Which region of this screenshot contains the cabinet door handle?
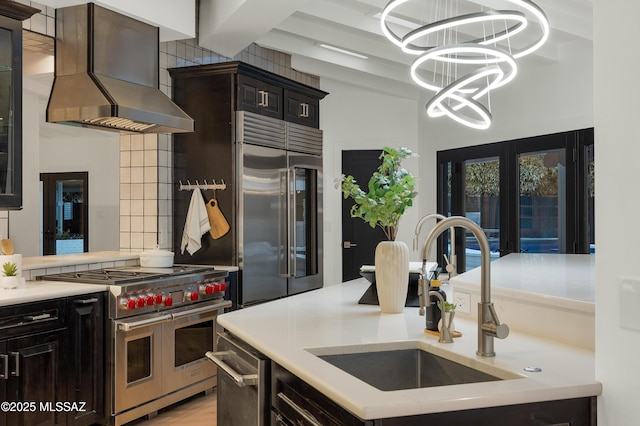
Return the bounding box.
[276,392,323,426]
[24,313,51,321]
[0,354,8,379]
[299,103,309,118]
[258,90,269,107]
[10,352,19,377]
[74,298,98,304]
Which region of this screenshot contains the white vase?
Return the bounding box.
[375,240,409,314]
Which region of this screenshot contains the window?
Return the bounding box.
[437,128,594,273]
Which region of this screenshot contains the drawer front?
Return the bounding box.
[0,298,67,339]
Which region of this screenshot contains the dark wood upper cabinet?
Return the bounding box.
[170,61,327,128]
[0,2,39,209]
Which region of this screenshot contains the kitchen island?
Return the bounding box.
[217,277,601,422]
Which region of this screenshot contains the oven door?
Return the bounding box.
[113,312,172,414]
[162,299,232,395]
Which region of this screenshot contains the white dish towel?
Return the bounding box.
[181,189,211,255]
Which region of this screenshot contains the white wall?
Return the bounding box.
[594,1,640,425]
[319,78,420,286]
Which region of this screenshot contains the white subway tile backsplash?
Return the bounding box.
[144,183,158,200]
[144,150,158,166]
[130,183,144,200]
[120,183,131,200]
[120,150,131,167]
[120,167,131,184]
[144,134,158,150]
[130,167,144,182]
[130,233,144,249]
[144,200,157,216]
[130,200,144,216]
[144,216,157,233]
[120,232,131,249]
[131,215,144,231]
[120,199,131,216]
[131,150,144,167]
[131,135,144,151]
[144,167,158,183]
[120,215,131,232]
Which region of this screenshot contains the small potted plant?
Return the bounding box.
[0,262,20,289]
[438,300,458,333]
[339,146,418,313]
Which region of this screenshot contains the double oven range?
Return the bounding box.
[41,265,231,426]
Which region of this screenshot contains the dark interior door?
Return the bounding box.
[41,172,88,255]
[342,150,386,282]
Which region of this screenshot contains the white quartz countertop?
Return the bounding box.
[218,278,601,420]
[451,253,595,312]
[0,281,108,306]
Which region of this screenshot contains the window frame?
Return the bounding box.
[436,128,594,273]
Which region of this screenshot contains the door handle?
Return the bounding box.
[343,241,358,249]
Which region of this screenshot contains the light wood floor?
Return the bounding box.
[123,390,217,426]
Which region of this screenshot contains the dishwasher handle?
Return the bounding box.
[205,350,258,387]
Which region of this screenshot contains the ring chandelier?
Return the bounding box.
[380,0,549,129]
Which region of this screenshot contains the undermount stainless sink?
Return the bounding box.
[308,342,522,391]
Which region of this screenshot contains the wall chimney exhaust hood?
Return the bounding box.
[46,3,194,134]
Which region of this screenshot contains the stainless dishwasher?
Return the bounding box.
[206,332,270,425]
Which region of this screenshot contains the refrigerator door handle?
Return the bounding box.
[279,168,291,278]
[289,167,297,279]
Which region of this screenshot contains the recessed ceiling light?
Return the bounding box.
[318,44,368,59]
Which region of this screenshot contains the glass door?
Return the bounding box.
[292,167,318,278]
[41,172,88,255]
[463,156,501,270]
[518,149,566,253]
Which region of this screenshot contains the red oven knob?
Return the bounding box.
[205,285,214,295]
[146,295,155,306]
[155,294,164,305]
[212,283,220,293]
[136,297,146,308]
[189,292,199,301]
[126,299,136,310]
[220,282,227,292]
[164,296,173,307]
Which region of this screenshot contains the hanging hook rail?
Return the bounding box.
[178,179,227,191]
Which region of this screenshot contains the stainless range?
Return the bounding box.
[40,265,231,426]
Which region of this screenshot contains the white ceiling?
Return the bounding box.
[199,0,593,98]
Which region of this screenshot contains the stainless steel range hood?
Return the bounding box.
[46,3,194,134]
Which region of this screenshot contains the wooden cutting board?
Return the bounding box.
[206,199,230,239]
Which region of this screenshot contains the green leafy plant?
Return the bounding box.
[339,147,417,241]
[438,301,458,312]
[2,262,18,277]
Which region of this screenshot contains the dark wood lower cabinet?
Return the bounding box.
[66,293,105,426]
[0,294,106,426]
[272,362,596,426]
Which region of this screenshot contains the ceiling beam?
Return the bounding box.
[198,0,311,57]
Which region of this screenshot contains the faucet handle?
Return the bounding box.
[481,304,510,339]
[482,322,510,339]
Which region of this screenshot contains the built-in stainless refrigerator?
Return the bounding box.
[237,111,323,307]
